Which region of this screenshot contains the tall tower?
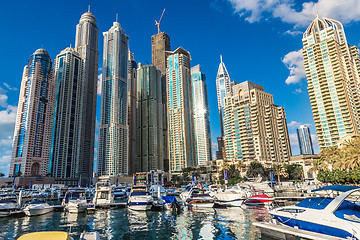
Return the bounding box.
[136,64,164,172]
[151,32,170,171]
[216,55,232,137]
[74,10,99,184]
[51,47,83,185]
[128,51,137,175]
[9,49,54,177]
[303,16,360,148]
[167,47,195,173]
[191,65,212,166]
[223,81,291,167]
[98,21,129,176]
[297,125,314,155]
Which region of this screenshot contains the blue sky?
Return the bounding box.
[1,0,360,175]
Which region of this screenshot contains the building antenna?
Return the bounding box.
[155,8,166,34]
[116,13,118,22]
[41,44,44,49]
[220,54,223,63]
[88,4,91,12]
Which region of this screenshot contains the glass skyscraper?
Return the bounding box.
[303,16,360,148]
[297,125,314,155]
[136,64,164,172]
[216,55,232,137]
[9,49,54,177]
[75,10,99,184]
[51,47,83,185]
[128,51,137,175]
[167,47,195,173]
[191,65,212,166]
[98,21,129,176]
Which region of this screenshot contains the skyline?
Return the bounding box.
[3,0,360,174]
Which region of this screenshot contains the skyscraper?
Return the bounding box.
[223,81,291,166]
[98,21,129,176]
[136,64,164,172]
[297,125,314,155]
[51,47,83,185]
[303,16,360,148]
[167,47,195,173]
[9,49,54,177]
[151,32,170,171]
[191,65,212,166]
[74,10,99,184]
[216,55,232,137]
[128,51,137,175]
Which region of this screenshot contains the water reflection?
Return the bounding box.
[0,206,277,240]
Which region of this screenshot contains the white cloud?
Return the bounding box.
[311,133,320,151]
[3,83,17,91]
[97,73,102,96]
[228,0,360,27]
[289,133,299,149]
[294,88,302,94]
[0,94,8,108]
[282,49,306,85]
[284,30,302,36]
[288,120,311,129]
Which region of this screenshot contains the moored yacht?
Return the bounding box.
[211,187,247,207]
[23,200,53,216]
[92,182,114,207]
[269,185,360,239]
[112,186,128,201]
[128,186,153,211]
[62,189,87,214]
[0,199,20,217]
[183,187,215,208]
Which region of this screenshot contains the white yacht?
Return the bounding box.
[92,182,114,207]
[128,186,153,211]
[149,185,166,199]
[112,186,128,201]
[0,199,20,217]
[182,187,215,208]
[62,190,87,214]
[211,186,247,207]
[270,185,360,239]
[23,200,53,216]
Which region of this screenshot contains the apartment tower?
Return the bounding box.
[297,125,314,155]
[302,16,360,148]
[74,10,99,184]
[166,47,195,173]
[191,65,212,166]
[223,81,291,167]
[128,51,137,175]
[51,47,83,185]
[9,49,54,177]
[136,64,164,172]
[98,21,129,176]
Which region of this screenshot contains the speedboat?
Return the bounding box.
[149,185,166,198]
[270,185,360,239]
[244,190,274,206]
[128,185,153,211]
[23,200,53,216]
[211,187,247,207]
[0,199,20,217]
[184,187,215,208]
[161,196,181,213]
[62,190,87,214]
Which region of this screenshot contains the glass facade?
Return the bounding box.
[9,49,54,177]
[98,22,129,176]
[297,125,314,155]
[191,65,212,166]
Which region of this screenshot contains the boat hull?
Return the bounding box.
[128,202,152,211]
[24,205,53,216]
[272,215,356,240]
[66,203,87,214]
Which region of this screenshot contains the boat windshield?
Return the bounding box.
[296,197,334,210]
[334,192,360,223]
[130,192,150,196]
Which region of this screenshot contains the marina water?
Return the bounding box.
[0,206,277,239]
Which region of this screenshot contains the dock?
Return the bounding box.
[253,222,346,240]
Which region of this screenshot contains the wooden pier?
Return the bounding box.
[253,222,346,240]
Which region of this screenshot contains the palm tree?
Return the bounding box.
[246,161,267,179]
[342,136,360,170]
[272,164,288,184]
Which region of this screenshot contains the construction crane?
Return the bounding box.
[155,8,166,34]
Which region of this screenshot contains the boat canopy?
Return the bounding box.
[17,231,72,240]
[312,185,360,193]
[162,196,177,203]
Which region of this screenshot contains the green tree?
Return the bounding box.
[272,164,288,183]
[246,161,267,180]
[0,173,5,177]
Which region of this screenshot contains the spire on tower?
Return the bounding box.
[88,5,90,12]
[116,13,118,22]
[220,54,223,63]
